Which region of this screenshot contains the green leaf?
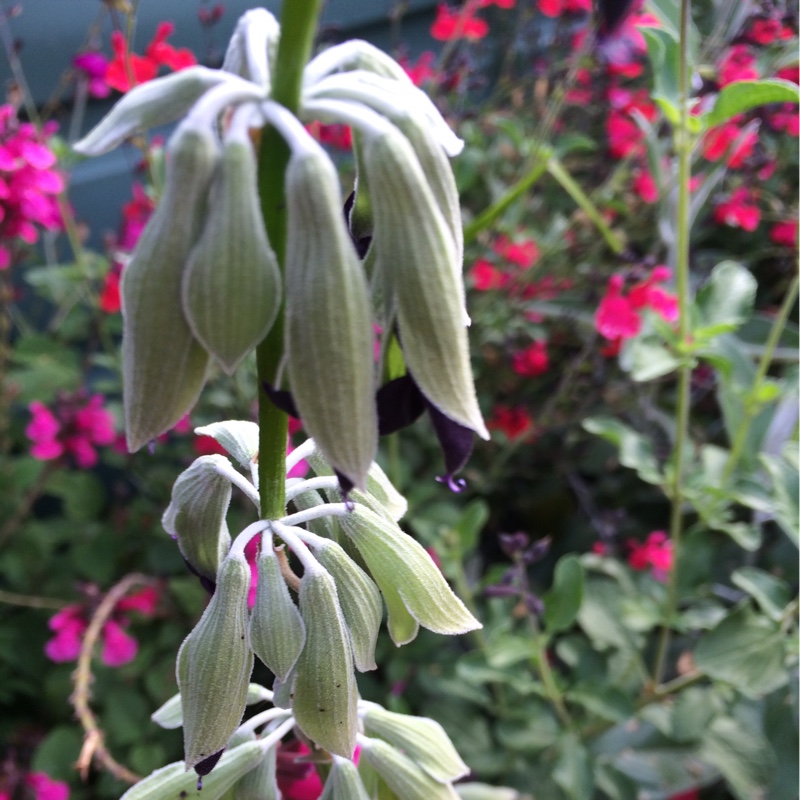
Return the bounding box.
[694,261,756,337]
[495,709,560,752]
[761,449,799,547]
[694,605,788,698]
[45,471,106,522]
[620,334,680,382]
[699,716,775,800]
[543,555,585,633]
[582,418,662,485]
[577,579,639,653]
[554,734,593,800]
[567,683,634,723]
[640,27,681,108]
[731,567,790,622]
[705,79,800,129]
[453,499,489,555]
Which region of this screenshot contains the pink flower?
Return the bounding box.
[511,340,549,377]
[605,97,657,159]
[538,0,591,18]
[44,605,86,662]
[0,107,64,263]
[717,44,759,87]
[627,531,672,581]
[769,219,798,248]
[746,17,794,46]
[712,187,760,231]
[101,620,139,667]
[768,105,799,137]
[430,4,489,41]
[306,121,352,150]
[27,394,116,468]
[26,772,70,800]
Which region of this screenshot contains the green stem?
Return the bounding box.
[720,273,799,487]
[546,157,624,255]
[463,155,550,244]
[652,0,692,687]
[527,612,574,728]
[255,0,322,521]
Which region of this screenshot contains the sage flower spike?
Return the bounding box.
[221,8,280,90]
[73,67,253,156]
[259,101,377,489]
[182,104,282,374]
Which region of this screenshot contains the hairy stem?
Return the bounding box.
[256,0,322,521]
[652,0,692,687]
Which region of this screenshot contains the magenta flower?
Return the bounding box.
[511,340,549,378]
[0,106,64,267]
[73,51,112,98]
[26,772,70,800]
[26,393,116,468]
[712,186,760,231]
[45,586,159,667]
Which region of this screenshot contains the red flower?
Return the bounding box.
[105,22,197,93]
[494,234,539,269]
[538,0,591,18]
[511,340,549,377]
[487,405,535,441]
[717,44,759,87]
[626,531,672,581]
[631,165,658,203]
[99,268,121,313]
[769,219,798,248]
[747,17,794,45]
[768,105,799,137]
[306,121,352,150]
[605,95,657,159]
[431,4,489,41]
[193,434,229,457]
[701,119,758,168]
[595,267,677,348]
[712,187,760,231]
[470,258,510,291]
[400,50,438,86]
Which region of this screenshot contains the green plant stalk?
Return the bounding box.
[652,0,692,687]
[256,0,322,521]
[526,612,573,728]
[720,272,799,487]
[463,156,549,244]
[546,157,624,255]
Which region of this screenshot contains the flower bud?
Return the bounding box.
[250,536,306,682]
[320,755,370,800]
[360,737,459,800]
[222,9,280,90]
[119,741,266,800]
[361,706,468,783]
[182,107,281,375]
[73,67,244,156]
[151,683,272,731]
[339,505,481,639]
[363,127,487,440]
[120,120,217,451]
[284,144,377,490]
[233,741,280,800]
[194,420,260,471]
[177,550,254,771]
[162,455,234,585]
[310,538,382,672]
[292,568,358,758]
